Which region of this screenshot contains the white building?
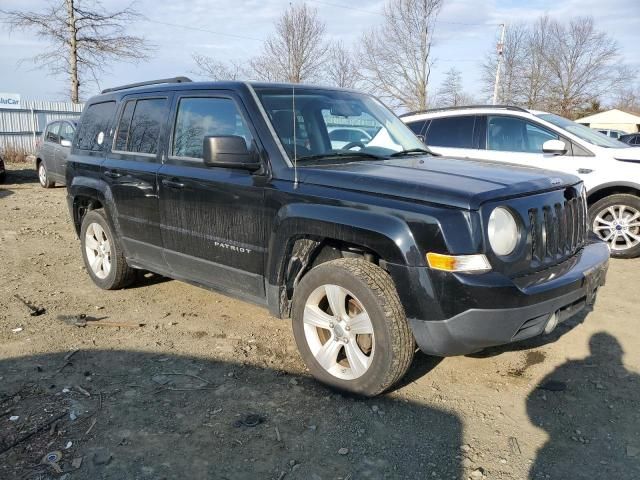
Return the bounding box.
[576,109,640,134]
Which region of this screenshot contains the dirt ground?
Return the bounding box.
[1,162,639,480]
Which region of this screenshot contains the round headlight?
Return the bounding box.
[488,207,519,256]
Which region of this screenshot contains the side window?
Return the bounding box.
[172,97,253,159]
[487,116,558,153]
[406,120,427,136]
[123,98,166,154]
[75,101,117,151]
[114,101,136,151]
[525,122,558,152]
[59,123,75,142]
[46,123,60,143]
[425,116,475,148]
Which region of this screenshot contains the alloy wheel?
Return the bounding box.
[303,284,375,380]
[85,222,112,279]
[593,204,640,252]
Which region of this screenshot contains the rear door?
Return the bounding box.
[158,91,268,302]
[103,93,170,271]
[423,115,479,158]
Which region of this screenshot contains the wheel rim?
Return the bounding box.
[303,284,375,380]
[593,204,640,252]
[38,164,46,185]
[85,222,112,279]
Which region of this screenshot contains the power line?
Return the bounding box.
[308,0,502,26]
[144,18,263,42]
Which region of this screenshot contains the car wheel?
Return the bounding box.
[80,209,136,289]
[0,171,5,184]
[291,258,414,396]
[38,162,54,188]
[589,194,640,259]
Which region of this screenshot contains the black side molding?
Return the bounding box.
[101,77,192,94]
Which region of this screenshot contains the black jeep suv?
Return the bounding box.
[66,77,609,396]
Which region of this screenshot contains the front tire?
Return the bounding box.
[80,209,136,289]
[38,162,54,188]
[291,258,414,396]
[589,194,640,258]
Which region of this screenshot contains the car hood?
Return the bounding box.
[612,147,640,162]
[297,156,581,210]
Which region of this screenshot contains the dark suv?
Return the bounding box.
[66,78,609,396]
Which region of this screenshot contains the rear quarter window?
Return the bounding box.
[74,101,117,151]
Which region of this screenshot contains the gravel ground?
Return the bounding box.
[1,163,639,480]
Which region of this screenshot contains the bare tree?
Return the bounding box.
[435,68,473,107]
[545,17,629,117]
[326,41,360,89]
[192,54,248,81]
[481,16,629,118]
[250,3,328,83]
[611,83,640,114]
[2,0,152,103]
[480,23,530,105]
[359,0,443,111]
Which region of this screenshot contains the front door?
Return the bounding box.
[102,94,171,271]
[158,92,268,302]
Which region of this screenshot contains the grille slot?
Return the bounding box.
[528,194,587,265]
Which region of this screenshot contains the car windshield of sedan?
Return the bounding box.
[254,86,427,164]
[536,112,630,149]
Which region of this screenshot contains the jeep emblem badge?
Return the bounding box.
[550,178,562,186]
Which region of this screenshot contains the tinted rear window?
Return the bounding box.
[75,101,116,151]
[425,116,475,148]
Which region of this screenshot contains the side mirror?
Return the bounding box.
[202,136,260,170]
[542,139,567,155]
[60,139,72,148]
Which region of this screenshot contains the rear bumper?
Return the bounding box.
[392,240,609,356]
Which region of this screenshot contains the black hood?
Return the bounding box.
[297,155,581,210]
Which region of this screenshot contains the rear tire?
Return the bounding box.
[291,258,414,396]
[80,209,136,289]
[589,194,640,259]
[38,162,54,188]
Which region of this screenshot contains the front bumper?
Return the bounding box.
[389,240,609,356]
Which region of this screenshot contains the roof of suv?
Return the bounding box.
[400,105,548,122]
[94,76,359,101]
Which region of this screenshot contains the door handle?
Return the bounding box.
[161,179,185,189]
[104,170,122,179]
[577,168,593,174]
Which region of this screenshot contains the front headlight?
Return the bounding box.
[488,207,519,256]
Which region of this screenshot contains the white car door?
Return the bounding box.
[422,115,482,159]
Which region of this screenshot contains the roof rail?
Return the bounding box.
[101,76,192,94]
[399,104,529,118]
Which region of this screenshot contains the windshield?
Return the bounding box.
[254,86,427,164]
[535,112,630,149]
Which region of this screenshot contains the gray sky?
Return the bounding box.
[1,0,638,102]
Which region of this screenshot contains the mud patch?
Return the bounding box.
[508,351,546,377]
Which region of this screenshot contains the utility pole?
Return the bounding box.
[492,23,506,105]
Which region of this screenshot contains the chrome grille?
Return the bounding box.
[529,193,587,265]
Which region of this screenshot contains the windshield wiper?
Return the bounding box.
[297,151,387,162]
[389,147,439,157]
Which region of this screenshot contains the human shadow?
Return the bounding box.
[1,350,463,480]
[528,333,640,479]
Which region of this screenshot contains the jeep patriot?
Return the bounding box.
[66,77,609,396]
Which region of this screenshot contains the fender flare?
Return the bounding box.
[586,181,640,202]
[266,203,423,287]
[68,177,120,236]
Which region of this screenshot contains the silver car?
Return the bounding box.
[35,120,76,188]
